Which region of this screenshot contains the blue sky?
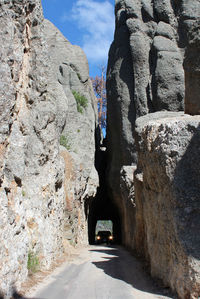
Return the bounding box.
[41,0,115,77]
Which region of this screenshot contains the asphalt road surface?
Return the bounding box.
[28,245,173,299]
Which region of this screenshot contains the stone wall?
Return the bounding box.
[0,0,98,297]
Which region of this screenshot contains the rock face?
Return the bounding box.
[106,0,186,242]
[184,19,200,114]
[106,0,200,297]
[134,112,200,298]
[0,0,98,296]
[43,19,99,246]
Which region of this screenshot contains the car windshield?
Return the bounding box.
[97,231,111,237]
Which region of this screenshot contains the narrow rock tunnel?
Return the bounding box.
[88,195,122,245]
[87,138,122,245]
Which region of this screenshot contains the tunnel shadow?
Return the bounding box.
[90,246,174,298]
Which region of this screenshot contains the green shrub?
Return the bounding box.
[60,135,71,150]
[27,251,39,274]
[72,90,88,113]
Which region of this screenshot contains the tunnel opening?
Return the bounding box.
[95,220,113,244]
[88,200,122,245]
[88,138,122,245]
[96,220,113,235]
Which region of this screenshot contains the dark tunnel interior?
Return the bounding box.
[88,197,122,244]
[87,138,122,244]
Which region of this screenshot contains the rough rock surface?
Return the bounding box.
[119,166,136,249]
[106,0,200,297]
[106,0,187,240]
[0,0,98,297]
[43,19,99,246]
[106,0,200,246]
[134,112,200,298]
[184,19,200,114]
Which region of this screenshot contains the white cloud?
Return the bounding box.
[70,0,115,63]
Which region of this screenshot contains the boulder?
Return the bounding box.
[134,112,200,298]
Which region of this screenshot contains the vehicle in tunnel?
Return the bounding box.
[96,230,114,244]
[88,208,122,244]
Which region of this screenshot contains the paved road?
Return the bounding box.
[28,245,173,299]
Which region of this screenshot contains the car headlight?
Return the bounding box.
[109,236,113,240]
[97,236,101,240]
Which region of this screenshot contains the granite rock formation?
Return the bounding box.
[135,112,200,298]
[106,0,186,241]
[0,0,98,297]
[184,19,200,115]
[106,0,200,297]
[43,19,99,247]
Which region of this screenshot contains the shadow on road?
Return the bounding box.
[0,288,38,299]
[90,246,174,298]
